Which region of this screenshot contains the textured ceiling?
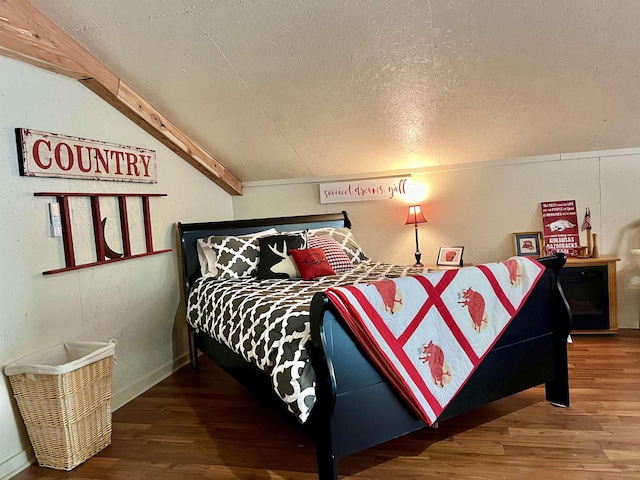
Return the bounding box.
[26,0,640,183]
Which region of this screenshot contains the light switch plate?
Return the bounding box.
[49,202,62,237]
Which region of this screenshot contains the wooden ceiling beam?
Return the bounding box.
[0,0,242,195]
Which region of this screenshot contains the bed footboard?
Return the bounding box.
[307,253,570,480]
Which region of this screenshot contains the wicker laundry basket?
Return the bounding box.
[4,341,116,470]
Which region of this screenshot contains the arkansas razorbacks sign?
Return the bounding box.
[16,128,157,183]
[540,199,579,257]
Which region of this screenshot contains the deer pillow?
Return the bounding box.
[257,234,307,279]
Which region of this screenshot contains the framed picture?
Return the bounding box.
[437,246,464,267]
[513,231,543,257]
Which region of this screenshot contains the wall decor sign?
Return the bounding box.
[16,128,157,183]
[319,176,410,204]
[540,199,579,257]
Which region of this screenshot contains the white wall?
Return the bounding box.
[0,56,233,478]
[234,153,640,330]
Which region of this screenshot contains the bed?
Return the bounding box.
[177,211,570,479]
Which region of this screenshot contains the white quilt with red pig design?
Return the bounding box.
[324,256,545,426]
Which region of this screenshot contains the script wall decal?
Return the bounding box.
[319,176,410,204]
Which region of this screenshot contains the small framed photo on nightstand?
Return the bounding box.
[437,246,464,267]
[513,231,542,257]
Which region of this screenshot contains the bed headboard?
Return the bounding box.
[177,211,351,300]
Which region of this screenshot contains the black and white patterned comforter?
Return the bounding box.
[186,262,423,423]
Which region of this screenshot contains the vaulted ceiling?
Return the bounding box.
[21,1,640,185]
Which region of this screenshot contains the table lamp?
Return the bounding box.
[405,205,427,267]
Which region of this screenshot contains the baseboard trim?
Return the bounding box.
[0,450,34,480]
[112,353,190,410]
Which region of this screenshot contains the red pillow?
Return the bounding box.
[290,248,336,280]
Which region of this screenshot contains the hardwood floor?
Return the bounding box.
[12,331,640,479]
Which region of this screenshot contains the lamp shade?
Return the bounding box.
[405,205,427,225]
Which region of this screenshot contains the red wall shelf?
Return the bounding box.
[35,192,171,275]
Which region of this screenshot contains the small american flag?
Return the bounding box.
[581,207,592,231]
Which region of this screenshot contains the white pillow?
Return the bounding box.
[197,238,218,277]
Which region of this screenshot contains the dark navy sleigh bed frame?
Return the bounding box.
[177,211,571,480]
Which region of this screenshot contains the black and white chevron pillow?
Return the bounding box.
[198,228,277,279]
